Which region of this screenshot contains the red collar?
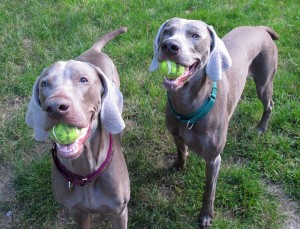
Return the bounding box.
[51,134,113,187]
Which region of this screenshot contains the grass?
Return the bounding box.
[0,0,299,228]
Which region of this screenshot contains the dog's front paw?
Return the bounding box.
[168,159,186,171]
[198,213,213,228]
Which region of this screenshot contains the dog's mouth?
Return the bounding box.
[55,126,90,160]
[163,62,199,90]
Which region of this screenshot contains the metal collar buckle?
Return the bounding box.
[187,120,194,130]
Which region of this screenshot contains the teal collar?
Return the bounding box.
[167,82,217,129]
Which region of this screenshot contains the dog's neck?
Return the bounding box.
[167,68,212,115]
[59,121,111,176]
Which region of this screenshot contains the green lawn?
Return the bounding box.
[0,0,299,228]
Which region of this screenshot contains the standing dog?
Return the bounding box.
[26,28,130,228]
[149,18,278,227]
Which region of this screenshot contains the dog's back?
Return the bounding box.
[223,26,278,76]
[222,26,278,127]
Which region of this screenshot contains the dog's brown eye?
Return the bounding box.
[79,77,88,83]
[41,81,49,87]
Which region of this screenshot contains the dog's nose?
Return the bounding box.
[43,97,71,118]
[161,40,180,55]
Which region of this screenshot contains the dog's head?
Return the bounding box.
[26,60,124,159]
[149,18,232,90]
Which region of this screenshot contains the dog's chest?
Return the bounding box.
[170,123,209,150]
[54,181,123,213]
[52,167,127,214]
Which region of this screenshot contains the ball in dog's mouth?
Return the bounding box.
[55,126,90,159]
[163,62,199,90]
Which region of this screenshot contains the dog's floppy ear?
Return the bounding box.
[206,25,232,81]
[149,20,170,72]
[95,67,125,134]
[25,70,49,141]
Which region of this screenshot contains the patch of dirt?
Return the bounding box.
[0,165,19,229]
[0,97,25,228]
[0,96,27,122]
[266,181,300,229]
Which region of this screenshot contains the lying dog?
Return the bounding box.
[149,18,278,227]
[26,27,130,228]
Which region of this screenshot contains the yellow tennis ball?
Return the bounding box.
[49,124,81,145]
[159,61,185,78]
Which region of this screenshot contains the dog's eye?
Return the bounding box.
[41,81,49,87]
[163,30,170,35]
[79,77,88,83]
[192,34,200,39]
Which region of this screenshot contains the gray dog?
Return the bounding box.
[149,18,278,227]
[26,28,130,228]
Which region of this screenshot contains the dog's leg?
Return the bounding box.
[110,205,128,229]
[251,55,277,134]
[199,155,221,228]
[257,94,274,134]
[256,80,274,134]
[253,71,275,134]
[170,136,189,170]
[70,209,90,229]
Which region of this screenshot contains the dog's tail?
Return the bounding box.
[91,27,128,51]
[259,26,279,40]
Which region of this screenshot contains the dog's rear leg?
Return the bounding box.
[70,209,90,229]
[199,155,221,228]
[257,91,274,134]
[170,136,189,170]
[251,54,277,134]
[111,205,128,229]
